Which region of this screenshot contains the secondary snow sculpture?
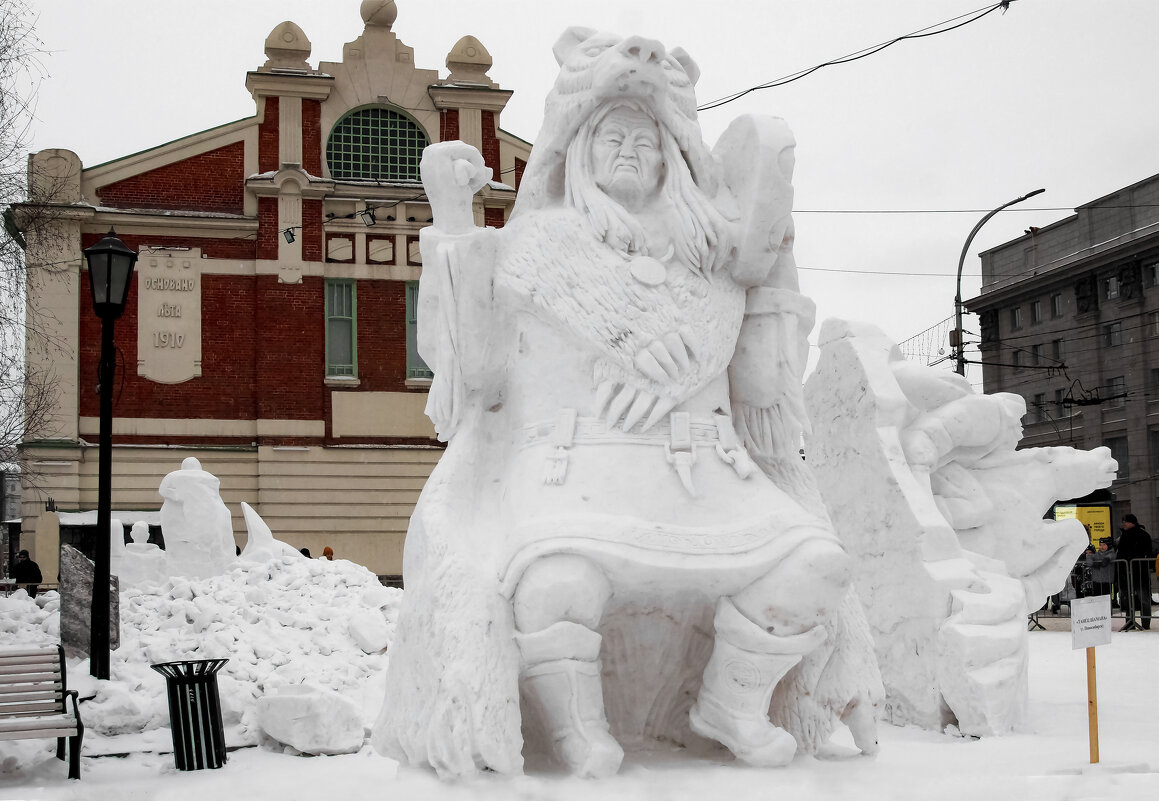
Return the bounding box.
[375,28,881,778]
[239,502,303,563]
[111,520,167,588]
[158,457,237,579]
[804,320,1116,736]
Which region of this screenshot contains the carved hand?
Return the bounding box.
[420,141,493,235]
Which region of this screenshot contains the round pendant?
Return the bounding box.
[629,256,667,286]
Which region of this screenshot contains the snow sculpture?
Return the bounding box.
[239,502,303,563]
[158,457,237,579]
[111,520,167,588]
[375,28,881,778]
[804,320,1116,736]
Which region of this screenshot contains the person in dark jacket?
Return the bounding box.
[1085,538,1116,598]
[1116,514,1153,631]
[10,550,42,598]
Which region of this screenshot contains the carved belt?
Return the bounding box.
[519,410,757,495]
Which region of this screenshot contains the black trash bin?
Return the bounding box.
[151,659,229,770]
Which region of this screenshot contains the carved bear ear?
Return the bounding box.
[670,47,700,85]
[553,26,598,65]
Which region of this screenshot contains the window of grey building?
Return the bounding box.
[1151,367,1159,394]
[1105,436,1128,480]
[1150,428,1159,474]
[1032,392,1046,423]
[1031,344,1043,365]
[1050,292,1064,317]
[1104,275,1120,300]
[1106,375,1126,408]
[1030,299,1042,323]
[1010,306,1022,330]
[1054,389,1070,418]
[1052,338,1065,363]
[1149,311,1159,337]
[1103,321,1122,347]
[1145,260,1159,288]
[1011,350,1023,371]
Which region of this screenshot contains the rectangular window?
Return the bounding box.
[1106,376,1126,408]
[1103,321,1122,347]
[1150,428,1159,475]
[1051,338,1065,364]
[1030,300,1043,323]
[325,279,357,377]
[1009,306,1023,330]
[1149,311,1159,337]
[1032,392,1046,423]
[1146,261,1159,288]
[1104,436,1128,480]
[1054,389,1070,418]
[1031,344,1043,366]
[1104,275,1120,300]
[1151,368,1159,393]
[1050,292,1064,318]
[1011,350,1023,371]
[405,281,434,380]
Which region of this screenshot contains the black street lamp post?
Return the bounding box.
[954,188,1046,376]
[82,230,138,680]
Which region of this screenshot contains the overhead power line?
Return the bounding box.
[698,1,1018,112]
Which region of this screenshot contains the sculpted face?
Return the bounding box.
[591,106,664,209]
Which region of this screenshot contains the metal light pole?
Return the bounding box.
[954,187,1046,375]
[82,230,138,679]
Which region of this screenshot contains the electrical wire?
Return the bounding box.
[698,1,1016,112]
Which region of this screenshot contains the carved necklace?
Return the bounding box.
[627,243,675,287]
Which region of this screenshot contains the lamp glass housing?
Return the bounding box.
[83,230,138,319]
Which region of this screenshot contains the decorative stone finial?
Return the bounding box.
[361,0,398,28]
[263,21,312,70]
[445,35,495,87]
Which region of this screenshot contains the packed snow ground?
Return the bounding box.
[1,557,1157,801]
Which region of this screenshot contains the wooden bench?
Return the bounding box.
[0,645,84,779]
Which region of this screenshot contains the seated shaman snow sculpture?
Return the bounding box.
[375,28,881,778]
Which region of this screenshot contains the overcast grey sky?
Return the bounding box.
[25,0,1159,384]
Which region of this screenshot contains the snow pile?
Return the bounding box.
[0,556,401,749]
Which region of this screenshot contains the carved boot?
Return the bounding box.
[689,597,826,767]
[516,621,624,778]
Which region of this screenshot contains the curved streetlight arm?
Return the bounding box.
[954,187,1046,375]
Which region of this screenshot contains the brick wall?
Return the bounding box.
[481,110,501,178]
[440,109,459,143]
[354,280,410,392]
[484,207,506,228]
[514,157,525,190]
[255,276,325,421]
[257,198,278,260]
[97,143,245,215]
[259,97,279,173]
[303,99,321,175]
[302,199,323,262]
[78,272,258,423]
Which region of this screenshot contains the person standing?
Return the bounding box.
[1086,538,1116,598]
[11,550,42,598]
[1116,514,1153,631]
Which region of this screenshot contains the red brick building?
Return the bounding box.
[15,2,531,581]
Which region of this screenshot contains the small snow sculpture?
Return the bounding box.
[158,457,237,579]
[257,685,365,755]
[804,320,1116,736]
[239,502,303,563]
[375,28,881,779]
[112,521,167,588]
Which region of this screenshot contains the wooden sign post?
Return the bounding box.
[1070,595,1112,764]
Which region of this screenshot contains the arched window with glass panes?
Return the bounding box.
[326,106,429,181]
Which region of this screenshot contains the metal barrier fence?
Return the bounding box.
[1041,557,1157,622]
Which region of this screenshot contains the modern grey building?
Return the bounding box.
[964,172,1159,526]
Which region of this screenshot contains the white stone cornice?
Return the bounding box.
[427,85,513,113]
[245,71,335,100]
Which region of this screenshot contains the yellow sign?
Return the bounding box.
[1055,505,1112,546]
